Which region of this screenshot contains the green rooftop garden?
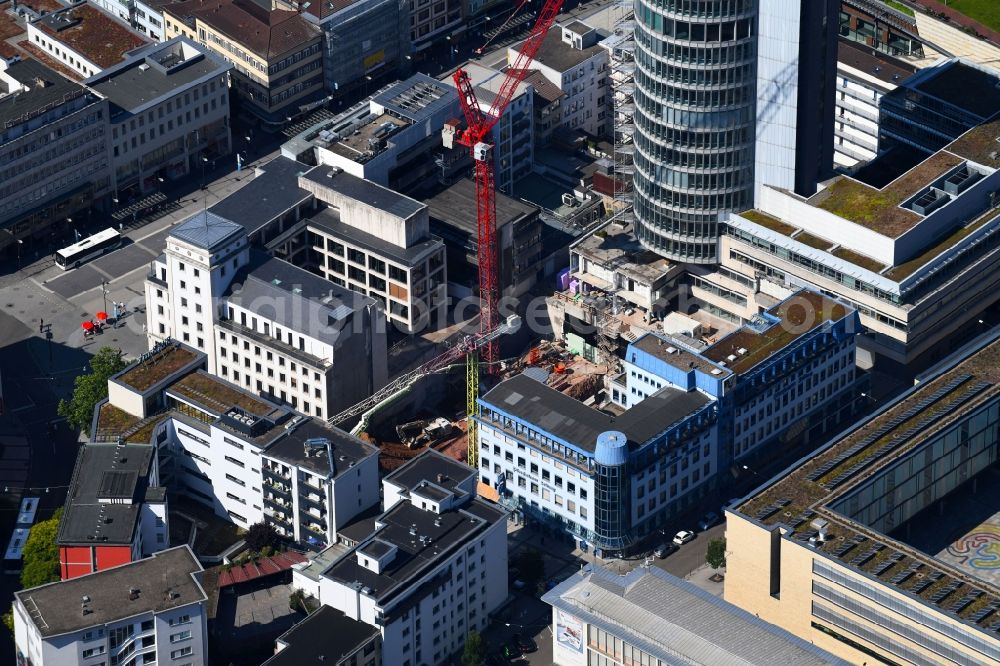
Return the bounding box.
[117,345,199,392]
[831,247,887,274]
[737,210,797,236]
[885,205,1000,280]
[169,372,272,417]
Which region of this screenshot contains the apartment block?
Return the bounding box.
[145,211,388,418]
[26,4,149,79]
[86,37,232,197]
[14,546,208,666]
[94,341,382,544]
[0,59,110,255]
[724,336,1000,666]
[57,443,168,580]
[163,0,323,128]
[544,564,849,666]
[709,115,1000,367]
[293,450,508,666]
[477,289,857,554]
[509,21,608,138]
[298,166,447,333]
[265,606,380,666]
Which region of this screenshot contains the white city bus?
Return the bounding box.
[55,228,122,269]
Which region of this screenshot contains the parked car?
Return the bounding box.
[654,542,678,559]
[502,641,522,660]
[673,530,696,546]
[515,633,538,653]
[697,511,721,531]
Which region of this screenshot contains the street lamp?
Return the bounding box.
[16,239,23,271]
[741,464,758,476]
[200,156,209,189]
[101,280,109,317]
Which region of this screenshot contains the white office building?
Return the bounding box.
[14,546,209,666]
[293,451,509,666]
[145,211,388,419]
[98,342,382,545]
[510,21,609,138]
[86,37,232,196]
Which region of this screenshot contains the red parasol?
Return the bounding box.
[95,311,108,321]
[82,321,95,331]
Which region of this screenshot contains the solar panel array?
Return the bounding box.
[849,544,883,568]
[790,510,817,530]
[889,561,922,586]
[754,498,791,522]
[910,571,943,595]
[832,534,866,558]
[970,600,1000,624]
[820,379,991,490]
[949,590,983,615]
[928,580,963,605]
[805,374,973,484]
[870,551,905,577]
[987,617,1000,633]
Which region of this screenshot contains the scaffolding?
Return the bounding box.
[609,0,635,226]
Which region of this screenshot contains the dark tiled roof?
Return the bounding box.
[208,156,312,236]
[263,418,377,478]
[264,606,378,665]
[170,0,320,59]
[522,69,565,104]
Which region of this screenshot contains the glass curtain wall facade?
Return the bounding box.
[633,0,758,263]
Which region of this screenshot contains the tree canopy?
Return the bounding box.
[244,522,280,553]
[20,508,63,589]
[57,347,127,436]
[461,629,486,666]
[706,537,727,571]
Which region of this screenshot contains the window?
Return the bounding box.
[170,630,192,643]
[82,646,106,658]
[171,646,193,658]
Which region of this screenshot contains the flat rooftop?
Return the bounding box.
[516,28,603,72]
[571,222,673,286]
[944,117,1000,165]
[87,38,230,117]
[544,566,851,666]
[263,419,376,479]
[301,165,425,220]
[480,372,711,454]
[35,5,147,69]
[426,178,536,236]
[264,605,378,666]
[703,291,848,375]
[632,333,729,377]
[57,443,156,546]
[208,156,311,237]
[837,38,915,87]
[114,342,201,392]
[167,370,279,419]
[0,58,91,131]
[911,60,1000,120]
[737,336,1000,635]
[16,546,205,638]
[323,112,408,163]
[807,151,964,236]
[322,497,505,608]
[384,449,476,495]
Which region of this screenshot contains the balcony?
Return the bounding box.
[263,465,292,481]
[300,522,327,538]
[298,490,326,509]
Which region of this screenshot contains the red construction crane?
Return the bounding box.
[451,0,563,370]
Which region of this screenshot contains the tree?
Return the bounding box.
[57,347,127,436]
[1,607,13,636]
[244,522,279,554]
[20,508,63,589]
[706,537,727,571]
[461,629,486,666]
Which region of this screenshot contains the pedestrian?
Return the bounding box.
[39,318,44,333]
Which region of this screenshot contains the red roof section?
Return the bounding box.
[217,550,307,587]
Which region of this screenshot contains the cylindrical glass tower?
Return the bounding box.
[632,0,758,263]
[593,431,629,553]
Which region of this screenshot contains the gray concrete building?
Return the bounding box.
[0,58,111,256]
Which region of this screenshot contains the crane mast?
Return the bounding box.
[452,0,563,466]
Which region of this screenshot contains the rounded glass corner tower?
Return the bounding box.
[632,0,758,264]
[593,430,630,554]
